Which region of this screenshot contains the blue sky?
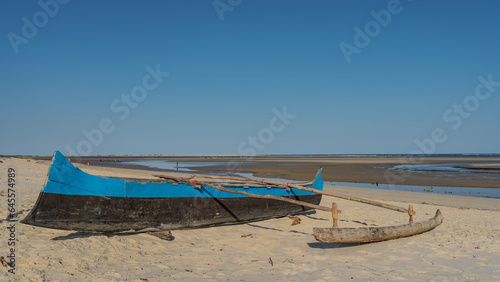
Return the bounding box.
[1,0,499,156]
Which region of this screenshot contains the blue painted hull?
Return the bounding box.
[21,151,323,232]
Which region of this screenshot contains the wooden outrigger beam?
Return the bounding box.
[155,175,332,212]
[160,172,408,214]
[197,181,332,212]
[288,184,408,214]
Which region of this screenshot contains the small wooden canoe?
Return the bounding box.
[313,209,443,243]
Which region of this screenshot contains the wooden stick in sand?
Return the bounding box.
[332,203,338,228]
[408,205,416,223]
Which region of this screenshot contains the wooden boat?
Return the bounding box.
[21,151,323,232]
[313,209,443,243]
[22,151,443,243]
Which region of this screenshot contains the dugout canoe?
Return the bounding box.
[313,209,443,243]
[21,151,323,232]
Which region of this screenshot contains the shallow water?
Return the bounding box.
[118,160,250,172]
[234,173,500,199]
[116,160,500,199]
[326,181,500,199]
[391,162,500,174]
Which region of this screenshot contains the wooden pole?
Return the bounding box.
[332,203,338,228]
[196,180,332,212]
[408,205,416,223]
[155,173,408,214]
[291,184,408,214]
[156,175,332,211]
[186,174,315,186]
[192,174,407,213]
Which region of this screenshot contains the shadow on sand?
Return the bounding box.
[307,242,361,249]
[51,232,138,241]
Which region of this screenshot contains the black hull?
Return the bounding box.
[22,192,322,232]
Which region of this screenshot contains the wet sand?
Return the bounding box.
[193,160,500,188]
[461,163,500,171]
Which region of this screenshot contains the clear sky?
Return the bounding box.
[1,0,499,156]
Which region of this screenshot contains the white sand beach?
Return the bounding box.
[1,157,499,281]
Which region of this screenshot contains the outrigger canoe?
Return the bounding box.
[22,151,443,243]
[21,151,323,232]
[313,209,443,243]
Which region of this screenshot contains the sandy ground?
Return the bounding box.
[1,157,499,281]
